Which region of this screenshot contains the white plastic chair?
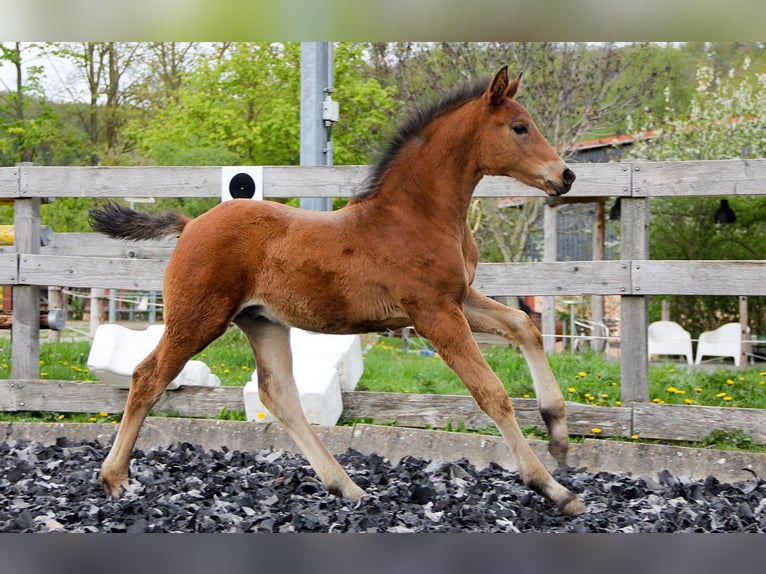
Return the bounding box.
[572,318,611,353]
[648,321,694,364]
[695,323,748,367]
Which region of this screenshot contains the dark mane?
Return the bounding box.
[356,78,488,200]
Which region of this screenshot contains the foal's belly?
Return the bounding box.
[235,298,412,336]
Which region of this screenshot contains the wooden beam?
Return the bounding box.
[11,194,40,380]
[619,195,650,404]
[3,382,765,445]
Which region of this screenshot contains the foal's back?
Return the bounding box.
[164,199,412,335]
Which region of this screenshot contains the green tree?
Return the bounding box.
[53,42,145,166]
[628,57,766,335]
[0,42,83,166]
[133,43,301,166]
[331,43,397,165]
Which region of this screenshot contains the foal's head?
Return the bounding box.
[477,66,574,197]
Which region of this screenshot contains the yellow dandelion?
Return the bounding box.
[652,398,663,403]
[567,387,576,393]
[726,379,734,386]
[591,428,602,435]
[241,365,250,371]
[577,371,588,378]
[616,401,622,406]
[695,387,703,393]
[257,411,267,420]
[57,414,65,420]
[760,371,766,377]
[1,363,8,369]
[724,396,733,402]
[601,393,609,399]
[100,412,108,417]
[716,392,727,398]
[223,369,230,374]
[522,394,530,399]
[40,372,48,377]
[631,434,639,440]
[684,398,694,405]
[89,417,97,422]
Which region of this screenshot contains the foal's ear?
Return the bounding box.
[506,72,522,99]
[487,67,522,106]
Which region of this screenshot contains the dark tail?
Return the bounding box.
[88,201,191,241]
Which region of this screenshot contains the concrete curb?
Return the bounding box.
[2,418,764,484]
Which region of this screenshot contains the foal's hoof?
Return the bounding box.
[559,493,587,516]
[345,483,367,501]
[547,439,569,467]
[328,480,366,501]
[100,472,129,497]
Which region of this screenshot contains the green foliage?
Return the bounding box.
[356,337,766,409]
[331,43,398,165]
[217,408,247,421]
[0,410,121,424]
[132,43,301,166]
[627,56,766,335]
[701,428,754,450]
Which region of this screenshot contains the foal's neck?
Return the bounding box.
[376,107,484,229]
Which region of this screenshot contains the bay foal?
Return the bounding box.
[89,67,585,515]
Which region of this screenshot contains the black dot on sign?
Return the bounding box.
[229,172,256,199]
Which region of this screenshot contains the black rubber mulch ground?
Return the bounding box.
[1,438,763,532]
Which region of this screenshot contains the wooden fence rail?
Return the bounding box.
[1,160,765,441]
[1,380,764,445]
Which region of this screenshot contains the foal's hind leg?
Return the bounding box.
[234,315,365,499]
[100,321,229,496]
[463,288,570,465]
[409,300,585,515]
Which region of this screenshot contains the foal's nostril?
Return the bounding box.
[563,168,576,186]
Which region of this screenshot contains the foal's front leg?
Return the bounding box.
[463,288,570,465]
[409,301,586,515]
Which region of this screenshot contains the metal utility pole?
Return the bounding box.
[300,42,338,211]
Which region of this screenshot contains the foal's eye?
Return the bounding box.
[512,125,528,135]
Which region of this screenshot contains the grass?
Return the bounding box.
[1,329,764,450]
[359,335,766,410]
[1,328,764,407]
[0,327,255,387]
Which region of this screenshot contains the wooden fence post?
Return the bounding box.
[11,166,41,379]
[592,200,605,351]
[542,202,557,354]
[619,186,650,403]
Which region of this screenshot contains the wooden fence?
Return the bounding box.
[1,160,765,444]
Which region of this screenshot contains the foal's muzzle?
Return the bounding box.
[548,168,575,196]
